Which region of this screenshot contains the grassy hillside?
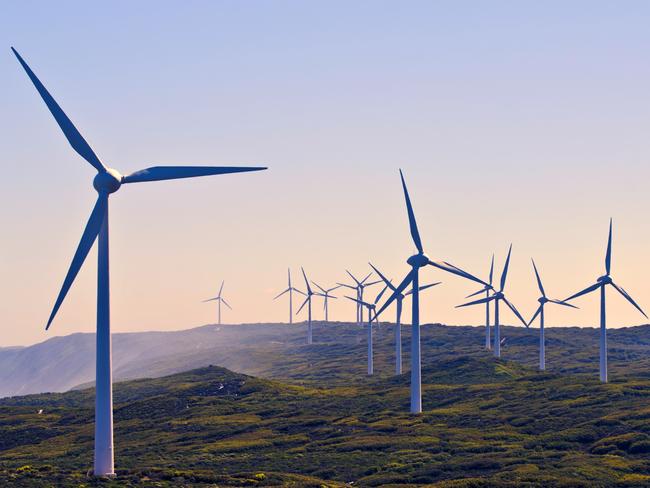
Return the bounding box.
[0,323,649,486]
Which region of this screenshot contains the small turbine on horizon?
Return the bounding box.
[370,263,440,375]
[203,280,232,325]
[273,268,305,324]
[296,267,324,344]
[465,255,495,350]
[562,219,647,382]
[312,282,340,322]
[374,169,487,414]
[11,47,266,477]
[338,271,381,325]
[346,291,384,375]
[527,259,578,371]
[456,245,527,359]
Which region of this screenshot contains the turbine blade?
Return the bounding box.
[368,263,396,291]
[528,305,542,327]
[456,295,496,308]
[218,280,224,297]
[296,296,309,315]
[288,268,291,288]
[374,284,390,304]
[346,295,370,307]
[301,267,312,294]
[465,287,488,299]
[273,288,290,300]
[548,299,579,309]
[346,270,361,286]
[399,169,423,253]
[375,270,414,318]
[500,244,512,292]
[503,297,527,326]
[46,194,107,329]
[292,288,306,296]
[312,281,327,294]
[122,166,266,183]
[418,282,441,292]
[364,279,382,287]
[430,260,487,286]
[12,48,105,172]
[360,272,373,285]
[531,258,545,297]
[563,282,601,302]
[610,281,647,318]
[605,218,612,275]
[489,254,495,286]
[221,298,232,310]
[336,282,357,290]
[328,285,342,292]
[202,297,219,302]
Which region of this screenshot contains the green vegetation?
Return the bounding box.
[0,322,649,486]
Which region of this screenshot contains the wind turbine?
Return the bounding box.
[562,219,646,382]
[528,259,577,371]
[464,255,495,350]
[338,271,381,324]
[456,245,527,359]
[346,289,385,375]
[312,282,339,322]
[273,268,305,324]
[11,48,266,476]
[369,263,440,375]
[203,280,232,325]
[296,267,324,344]
[374,170,487,413]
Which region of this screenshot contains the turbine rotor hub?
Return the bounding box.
[597,275,612,284]
[494,291,504,299]
[407,253,429,268]
[538,297,549,304]
[93,168,123,194]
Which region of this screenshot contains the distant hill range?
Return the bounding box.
[0,321,649,398]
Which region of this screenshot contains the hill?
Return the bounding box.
[1,322,649,398]
[0,343,649,485]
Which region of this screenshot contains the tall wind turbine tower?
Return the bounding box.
[273,268,304,324]
[11,48,267,476]
[370,263,439,375]
[562,220,646,382]
[456,245,527,358]
[203,280,232,325]
[338,271,380,324]
[528,259,577,370]
[375,170,486,413]
[346,295,381,375]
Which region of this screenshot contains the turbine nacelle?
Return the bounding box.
[538,296,549,304]
[493,291,505,300]
[407,253,429,268]
[93,168,123,194]
[597,275,612,284]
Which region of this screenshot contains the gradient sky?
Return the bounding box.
[2,1,650,346]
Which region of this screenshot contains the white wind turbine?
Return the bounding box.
[346,285,388,375]
[273,268,305,324]
[296,267,325,344]
[312,282,340,322]
[11,48,266,476]
[203,280,232,325]
[464,255,495,349]
[374,170,487,413]
[338,271,381,324]
[369,263,440,375]
[527,259,577,371]
[456,245,527,358]
[562,219,646,382]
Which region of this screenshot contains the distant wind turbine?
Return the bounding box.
[370,263,440,375]
[346,290,385,375]
[296,267,324,344]
[338,271,381,324]
[312,283,340,322]
[273,268,305,324]
[374,170,487,413]
[528,259,578,371]
[11,47,266,476]
[203,280,232,325]
[465,255,495,350]
[562,219,647,382]
[456,245,527,359]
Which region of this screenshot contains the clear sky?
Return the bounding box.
[2,1,650,346]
